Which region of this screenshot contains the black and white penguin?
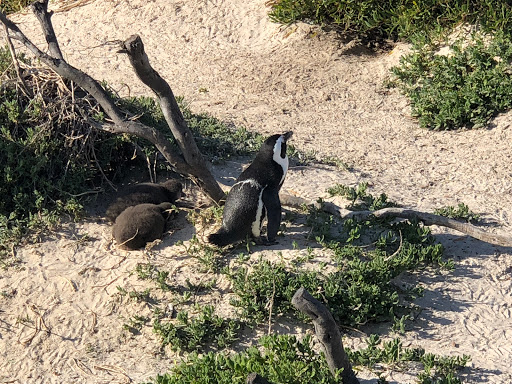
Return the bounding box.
[106,179,183,222]
[208,131,293,247]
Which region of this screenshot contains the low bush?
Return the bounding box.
[145,334,338,384]
[268,0,512,42]
[0,49,264,264]
[0,50,135,263]
[153,305,240,352]
[391,33,512,130]
[229,186,447,326]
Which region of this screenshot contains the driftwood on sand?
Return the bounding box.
[280,193,512,248]
[292,287,359,384]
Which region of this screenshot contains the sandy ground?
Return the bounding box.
[1,0,512,383]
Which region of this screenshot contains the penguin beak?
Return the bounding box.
[282,131,293,142]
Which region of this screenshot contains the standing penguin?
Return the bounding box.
[208,131,293,247]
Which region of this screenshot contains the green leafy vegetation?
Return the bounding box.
[145,334,338,384]
[327,182,396,211]
[228,258,317,323]
[391,33,512,130]
[117,286,156,305]
[0,51,264,265]
[144,333,469,384]
[117,95,265,164]
[153,305,240,352]
[434,203,481,224]
[0,51,135,265]
[123,315,150,335]
[134,263,173,291]
[269,1,512,131]
[268,0,512,42]
[0,0,32,14]
[348,334,470,383]
[112,183,467,382]
[229,185,448,326]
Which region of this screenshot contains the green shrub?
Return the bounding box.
[348,334,470,383]
[327,182,396,211]
[0,49,267,264]
[269,0,512,42]
[229,186,448,326]
[117,95,265,164]
[153,305,240,352]
[145,334,338,384]
[0,0,32,14]
[229,218,445,326]
[228,258,321,322]
[147,333,469,384]
[0,53,136,262]
[434,203,481,223]
[391,33,512,130]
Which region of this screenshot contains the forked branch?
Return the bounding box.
[118,35,224,202]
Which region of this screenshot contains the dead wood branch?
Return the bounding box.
[292,287,359,384]
[118,34,224,202]
[31,0,63,60]
[0,0,224,203]
[280,193,512,247]
[3,23,31,96]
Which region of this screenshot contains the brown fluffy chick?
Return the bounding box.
[112,202,176,250]
[106,179,183,222]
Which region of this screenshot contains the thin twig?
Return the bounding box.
[267,277,276,335]
[385,230,403,261]
[93,365,131,383]
[91,274,122,289]
[3,23,31,97]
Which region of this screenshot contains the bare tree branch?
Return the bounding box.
[118,34,224,202]
[0,1,225,202]
[2,23,31,97]
[30,0,63,60]
[292,287,359,384]
[280,193,512,247]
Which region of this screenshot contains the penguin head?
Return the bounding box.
[258,131,293,160]
[257,131,292,178]
[271,131,292,184]
[273,131,293,160]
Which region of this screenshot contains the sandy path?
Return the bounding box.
[1,0,512,383]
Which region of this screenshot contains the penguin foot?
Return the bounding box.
[254,236,278,246]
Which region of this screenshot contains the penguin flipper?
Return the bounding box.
[262,188,281,242]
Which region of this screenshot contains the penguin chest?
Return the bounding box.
[251,187,266,237]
